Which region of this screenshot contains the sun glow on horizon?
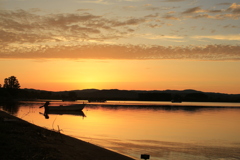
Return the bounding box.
[2,58,239,94]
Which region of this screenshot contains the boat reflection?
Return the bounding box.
[40,110,86,119]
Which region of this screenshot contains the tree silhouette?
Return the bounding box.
[3,76,20,89]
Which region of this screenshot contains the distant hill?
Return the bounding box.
[13,88,240,102]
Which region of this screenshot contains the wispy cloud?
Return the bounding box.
[192,34,240,41]
[161,0,186,2]
[0,9,147,45]
[162,14,180,20]
[145,34,184,40]
[181,3,240,20]
[1,43,239,61]
[182,7,206,14]
[76,0,111,5]
[227,3,240,14]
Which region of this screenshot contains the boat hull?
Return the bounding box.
[48,104,85,111]
[48,110,86,117]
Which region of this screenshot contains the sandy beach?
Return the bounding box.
[0,111,134,160]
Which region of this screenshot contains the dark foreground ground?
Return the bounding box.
[0,111,134,160]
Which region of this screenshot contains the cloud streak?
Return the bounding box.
[77,0,111,5]
[161,0,186,2]
[1,44,239,61]
[192,34,240,41]
[182,7,205,14]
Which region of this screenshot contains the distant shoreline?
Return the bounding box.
[16,88,240,103]
[1,88,240,104]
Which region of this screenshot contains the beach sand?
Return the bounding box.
[0,111,134,160]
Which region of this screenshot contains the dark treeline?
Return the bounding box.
[1,88,240,103]
[1,76,239,103]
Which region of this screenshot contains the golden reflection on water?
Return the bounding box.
[12,101,240,160]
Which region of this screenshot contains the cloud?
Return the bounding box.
[223,25,238,29]
[142,4,161,11]
[110,18,146,27]
[0,8,239,61]
[192,34,240,41]
[227,3,240,14]
[76,9,93,12]
[162,15,180,20]
[145,34,184,40]
[180,3,240,20]
[122,3,240,21]
[76,0,111,5]
[161,0,186,2]
[145,13,159,18]
[1,43,240,61]
[122,3,178,12]
[182,7,206,14]
[0,9,148,44]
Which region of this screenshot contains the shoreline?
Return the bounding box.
[0,110,134,160]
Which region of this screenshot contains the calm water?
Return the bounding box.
[2,101,240,160]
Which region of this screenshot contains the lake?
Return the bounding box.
[2,100,240,160]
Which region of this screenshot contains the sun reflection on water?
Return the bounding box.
[6,101,240,160]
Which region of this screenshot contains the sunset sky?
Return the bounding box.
[0,0,240,94]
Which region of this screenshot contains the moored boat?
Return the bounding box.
[48,104,85,111]
[62,98,76,102]
[88,99,106,103]
[171,97,182,103]
[171,99,182,103]
[48,110,86,117]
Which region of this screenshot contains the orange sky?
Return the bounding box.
[1,0,240,94]
[1,59,239,94]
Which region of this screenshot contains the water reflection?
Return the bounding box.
[86,103,240,113]
[0,102,20,114]
[2,101,240,160]
[109,139,240,160]
[39,110,86,119]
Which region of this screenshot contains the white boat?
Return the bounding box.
[48,104,85,111]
